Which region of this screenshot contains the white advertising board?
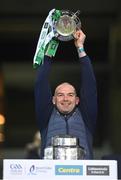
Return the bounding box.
[3,159,117,180]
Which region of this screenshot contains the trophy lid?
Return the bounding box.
[51,134,79,146]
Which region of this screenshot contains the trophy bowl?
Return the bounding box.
[44,135,86,160]
[54,10,81,41]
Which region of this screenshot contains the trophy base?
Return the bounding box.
[44,135,86,160]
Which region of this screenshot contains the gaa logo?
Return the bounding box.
[10,164,22,170]
[10,164,23,174]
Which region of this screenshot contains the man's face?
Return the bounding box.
[53,83,79,114]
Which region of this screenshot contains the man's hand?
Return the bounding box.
[73,29,86,48]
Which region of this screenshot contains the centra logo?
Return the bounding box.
[55,165,83,175]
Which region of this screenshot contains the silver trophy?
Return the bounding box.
[53,10,81,41]
[44,135,86,160]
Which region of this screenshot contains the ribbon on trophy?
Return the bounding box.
[33,9,61,68]
[33,9,81,68]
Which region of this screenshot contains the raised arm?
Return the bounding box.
[34,56,53,131]
[79,56,97,134]
[74,30,97,134]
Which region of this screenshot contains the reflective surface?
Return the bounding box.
[54,10,81,41]
[56,15,76,36]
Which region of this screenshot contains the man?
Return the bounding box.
[34,29,97,159]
